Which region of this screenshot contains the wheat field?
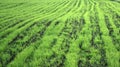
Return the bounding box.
[0,0,120,67]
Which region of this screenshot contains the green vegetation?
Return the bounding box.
[0,0,120,67]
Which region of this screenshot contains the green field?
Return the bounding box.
[0,0,120,67]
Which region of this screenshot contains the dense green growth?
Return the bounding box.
[0,0,120,67]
